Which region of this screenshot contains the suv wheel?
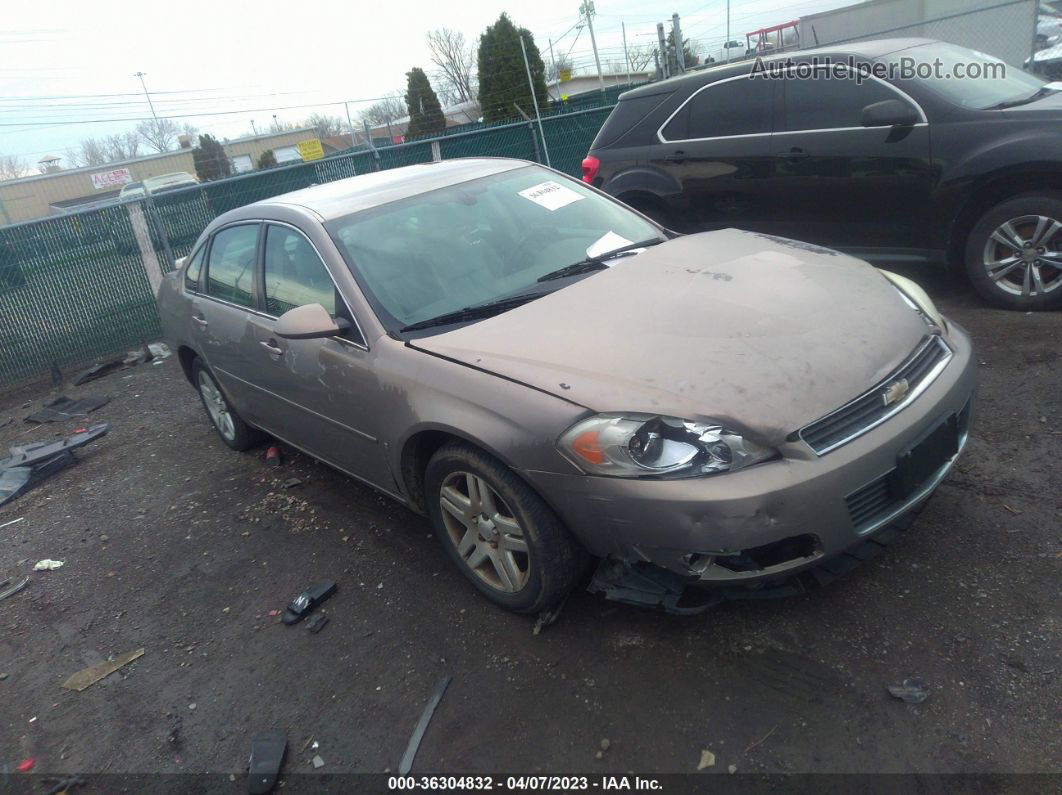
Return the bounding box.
[965,194,1062,310]
[192,358,264,451]
[425,442,586,613]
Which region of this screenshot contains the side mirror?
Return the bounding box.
[861,99,919,128]
[274,303,350,340]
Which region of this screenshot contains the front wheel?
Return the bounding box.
[425,442,586,613]
[964,195,1062,310]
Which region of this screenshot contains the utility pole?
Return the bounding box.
[548,37,559,94]
[133,71,158,122]
[250,119,259,136]
[726,0,731,62]
[580,0,606,95]
[656,23,669,80]
[272,114,279,132]
[344,102,357,149]
[520,35,551,167]
[622,22,631,84]
[672,13,685,73]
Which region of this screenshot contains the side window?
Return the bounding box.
[205,224,258,308]
[662,78,772,141]
[263,225,337,317]
[783,71,911,131]
[184,245,205,292]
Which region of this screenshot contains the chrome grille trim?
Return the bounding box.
[799,335,953,455]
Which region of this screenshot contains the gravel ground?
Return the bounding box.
[0,269,1058,783]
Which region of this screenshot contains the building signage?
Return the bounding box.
[91,167,133,190]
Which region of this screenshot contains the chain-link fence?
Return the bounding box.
[0,106,616,386]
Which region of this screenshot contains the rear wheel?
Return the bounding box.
[964,194,1062,310]
[425,442,586,613]
[192,358,264,451]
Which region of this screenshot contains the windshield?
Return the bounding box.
[326,165,662,332]
[881,42,1050,109]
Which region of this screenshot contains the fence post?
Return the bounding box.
[127,200,165,295]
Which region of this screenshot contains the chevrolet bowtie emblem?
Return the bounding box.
[882,378,910,407]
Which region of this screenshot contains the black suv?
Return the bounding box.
[583,38,1062,310]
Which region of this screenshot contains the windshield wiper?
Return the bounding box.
[536,237,665,282]
[987,85,1057,109]
[400,292,546,333]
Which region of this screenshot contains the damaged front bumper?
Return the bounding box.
[522,326,976,613]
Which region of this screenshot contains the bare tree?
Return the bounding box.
[304,113,346,139]
[547,54,574,83]
[136,117,180,152]
[103,132,141,161]
[427,28,476,104]
[625,45,655,72]
[72,138,110,167]
[359,93,406,127]
[0,153,29,180]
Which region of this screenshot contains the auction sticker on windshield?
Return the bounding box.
[518,180,584,211]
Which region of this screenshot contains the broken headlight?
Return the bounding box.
[558,414,775,478]
[881,270,945,330]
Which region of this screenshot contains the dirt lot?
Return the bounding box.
[0,269,1058,785]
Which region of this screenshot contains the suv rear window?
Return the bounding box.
[592,92,671,148]
[662,77,772,141]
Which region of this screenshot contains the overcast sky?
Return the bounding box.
[1,0,849,168]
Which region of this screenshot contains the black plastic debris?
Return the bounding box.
[0,417,11,429]
[304,614,329,634]
[71,358,125,386]
[588,559,722,615]
[0,423,109,508]
[0,576,29,602]
[282,581,336,625]
[248,730,287,794]
[25,395,110,424]
[398,676,452,775]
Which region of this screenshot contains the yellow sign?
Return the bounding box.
[297,139,325,161]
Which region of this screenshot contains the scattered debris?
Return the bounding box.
[16,758,35,773]
[0,517,24,530]
[697,749,716,770]
[147,342,171,361]
[0,417,11,428]
[281,478,303,489]
[0,423,109,508]
[282,581,337,625]
[0,576,29,602]
[33,559,64,571]
[887,678,929,704]
[248,730,287,795]
[728,764,738,774]
[533,597,568,635]
[61,648,145,691]
[1002,503,1022,515]
[600,738,611,752]
[265,444,282,468]
[71,358,125,386]
[268,610,281,618]
[311,755,325,769]
[44,777,86,795]
[398,676,452,775]
[25,395,110,424]
[188,703,196,711]
[743,723,778,754]
[305,614,329,634]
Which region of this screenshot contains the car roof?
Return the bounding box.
[620,38,940,99]
[252,158,532,221]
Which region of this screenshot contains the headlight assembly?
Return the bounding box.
[881,270,946,330]
[558,413,775,478]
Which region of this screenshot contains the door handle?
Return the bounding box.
[259,340,283,356]
[192,315,208,328]
[777,146,808,162]
[665,150,686,162]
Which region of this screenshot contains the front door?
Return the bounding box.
[247,223,392,490]
[768,66,933,251]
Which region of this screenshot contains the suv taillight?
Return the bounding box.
[581,155,600,184]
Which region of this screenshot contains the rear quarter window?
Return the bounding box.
[184,245,205,292]
[592,92,672,148]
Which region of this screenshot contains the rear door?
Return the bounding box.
[246,222,391,488]
[189,222,265,421]
[647,74,776,231]
[769,66,933,250]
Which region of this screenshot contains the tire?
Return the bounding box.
[621,194,681,232]
[964,193,1062,310]
[425,442,587,613]
[191,358,264,451]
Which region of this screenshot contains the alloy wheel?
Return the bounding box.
[197,371,236,441]
[438,471,530,593]
[982,214,1062,297]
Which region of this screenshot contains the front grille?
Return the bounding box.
[799,335,952,455]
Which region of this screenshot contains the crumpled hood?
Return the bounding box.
[410,230,929,444]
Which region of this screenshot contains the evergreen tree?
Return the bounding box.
[192,134,232,181]
[256,149,277,169]
[404,68,447,137]
[666,31,700,69]
[477,13,549,123]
